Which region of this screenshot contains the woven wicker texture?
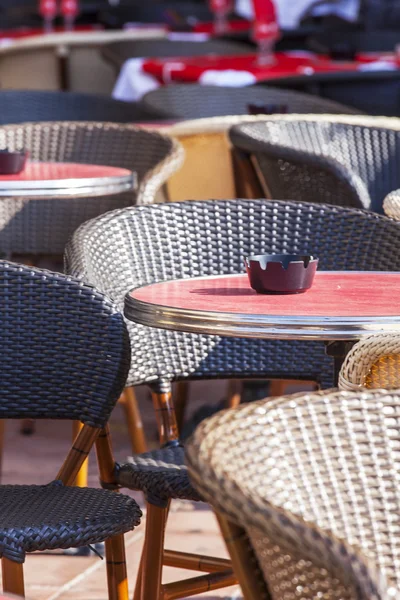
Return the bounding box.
[0,259,130,425]
[339,333,400,392]
[383,190,400,220]
[0,122,183,254]
[117,445,201,505]
[0,90,154,125]
[0,482,141,563]
[186,388,400,600]
[65,199,400,390]
[102,38,251,70]
[229,117,400,213]
[141,84,361,120]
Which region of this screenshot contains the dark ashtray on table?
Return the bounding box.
[0,150,28,175]
[245,253,318,294]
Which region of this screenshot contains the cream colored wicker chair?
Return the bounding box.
[186,387,400,600]
[383,190,400,220]
[339,333,400,391]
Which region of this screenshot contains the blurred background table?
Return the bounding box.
[0,161,136,198]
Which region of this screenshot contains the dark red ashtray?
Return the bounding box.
[245,254,318,294]
[0,150,28,175]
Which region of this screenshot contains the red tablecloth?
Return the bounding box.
[142,50,400,84]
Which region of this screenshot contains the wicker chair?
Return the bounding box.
[383,189,400,220]
[141,84,361,120]
[0,259,140,599]
[0,122,183,255]
[65,198,400,599]
[0,90,155,125]
[102,38,251,72]
[229,114,400,213]
[186,387,400,600]
[339,333,400,391]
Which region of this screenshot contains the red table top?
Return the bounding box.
[126,272,400,340]
[0,24,101,42]
[142,50,400,84]
[132,272,400,317]
[0,161,131,182]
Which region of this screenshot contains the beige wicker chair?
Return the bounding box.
[339,333,400,391]
[383,190,400,221]
[186,387,400,600]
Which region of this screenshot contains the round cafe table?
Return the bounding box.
[0,161,136,199]
[125,271,400,383]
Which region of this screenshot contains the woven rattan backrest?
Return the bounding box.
[0,260,130,425]
[0,122,180,197]
[0,90,153,124]
[141,84,361,120]
[0,122,183,254]
[186,389,400,600]
[229,118,400,213]
[340,333,400,391]
[384,189,400,220]
[65,199,400,388]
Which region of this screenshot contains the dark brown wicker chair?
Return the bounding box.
[0,90,155,125]
[141,84,362,120]
[0,260,140,599]
[65,198,400,599]
[229,115,400,213]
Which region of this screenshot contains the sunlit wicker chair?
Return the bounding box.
[383,189,400,220]
[339,332,400,391]
[0,90,155,125]
[141,84,361,120]
[186,387,400,600]
[65,198,400,599]
[229,114,400,213]
[0,260,140,599]
[0,122,183,255]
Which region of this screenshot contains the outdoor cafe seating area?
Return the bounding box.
[0,0,400,599]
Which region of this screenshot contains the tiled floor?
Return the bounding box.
[1,380,243,599]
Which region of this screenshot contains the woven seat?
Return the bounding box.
[383,189,400,220]
[0,122,183,255]
[141,84,361,120]
[186,388,400,600]
[118,446,201,505]
[229,115,400,213]
[0,483,140,563]
[0,90,154,125]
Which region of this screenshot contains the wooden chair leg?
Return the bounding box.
[133,549,144,600]
[225,380,242,409]
[174,381,189,434]
[2,557,25,597]
[151,384,179,444]
[105,534,129,600]
[217,514,266,600]
[120,388,147,454]
[72,421,89,487]
[140,501,169,600]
